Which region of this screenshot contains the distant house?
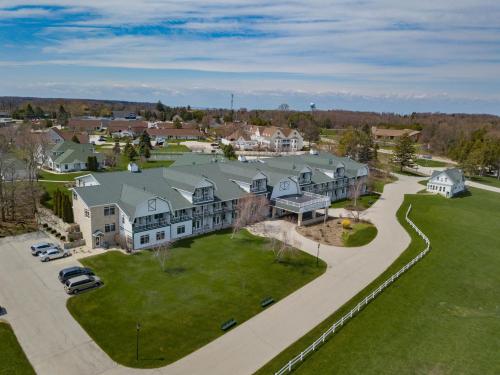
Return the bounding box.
[372,126,421,145]
[221,129,258,150]
[112,111,138,120]
[68,119,107,132]
[107,120,148,136]
[48,127,89,144]
[426,168,466,198]
[146,128,205,140]
[0,111,14,126]
[44,141,104,172]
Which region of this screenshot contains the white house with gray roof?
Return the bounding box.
[426,168,466,198]
[71,152,369,250]
[45,141,104,172]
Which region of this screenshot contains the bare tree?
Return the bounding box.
[347,177,366,222]
[153,242,171,272]
[231,193,269,238]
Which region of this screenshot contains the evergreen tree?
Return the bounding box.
[25,104,35,119]
[127,145,138,161]
[138,131,152,156]
[222,144,236,159]
[57,105,69,126]
[156,100,165,112]
[87,156,98,171]
[53,189,61,217]
[392,133,416,172]
[173,118,182,129]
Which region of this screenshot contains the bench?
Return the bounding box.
[220,318,237,331]
[261,297,275,308]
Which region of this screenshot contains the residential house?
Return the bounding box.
[426,168,466,198]
[48,127,90,144]
[220,129,258,150]
[372,126,421,145]
[221,125,304,151]
[68,119,108,132]
[44,141,104,172]
[106,120,148,137]
[146,128,206,141]
[71,152,368,250]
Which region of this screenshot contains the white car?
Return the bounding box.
[31,242,55,256]
[38,247,71,262]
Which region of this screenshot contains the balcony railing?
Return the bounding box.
[171,215,192,224]
[193,196,214,204]
[133,220,169,233]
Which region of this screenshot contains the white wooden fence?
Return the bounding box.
[274,204,430,375]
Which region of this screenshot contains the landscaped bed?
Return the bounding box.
[296,219,377,247]
[0,322,35,375]
[67,229,326,368]
[256,188,500,375]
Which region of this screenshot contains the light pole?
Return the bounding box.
[136,322,141,361]
[316,242,320,266]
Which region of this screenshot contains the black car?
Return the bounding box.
[58,266,94,283]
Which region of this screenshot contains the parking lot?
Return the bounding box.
[0,232,116,375]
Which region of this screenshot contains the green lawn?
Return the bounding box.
[109,156,174,171]
[342,223,378,247]
[153,144,191,153]
[38,170,88,181]
[256,188,500,375]
[0,322,35,375]
[330,193,380,210]
[415,158,448,167]
[470,175,500,188]
[67,229,326,368]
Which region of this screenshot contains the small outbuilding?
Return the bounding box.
[426,168,466,198]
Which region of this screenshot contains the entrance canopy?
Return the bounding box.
[274,192,330,214]
[92,230,104,237]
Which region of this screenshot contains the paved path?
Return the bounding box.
[465,180,500,193]
[0,174,423,375]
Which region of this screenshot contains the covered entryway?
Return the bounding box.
[272,192,331,226]
[92,230,104,248]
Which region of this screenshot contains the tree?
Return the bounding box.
[112,141,121,155]
[24,104,35,119]
[232,194,269,238]
[278,103,290,111]
[338,129,359,158]
[138,131,152,157]
[347,177,366,222]
[392,133,416,172]
[173,118,182,129]
[127,145,138,162]
[156,100,165,112]
[57,105,69,126]
[62,194,73,223]
[153,242,171,272]
[222,144,236,159]
[71,134,80,143]
[87,156,98,171]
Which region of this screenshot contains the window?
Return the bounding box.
[104,206,115,216]
[104,223,116,233]
[177,225,185,235]
[73,192,78,200]
[140,234,150,244]
[156,231,165,241]
[84,209,90,218]
[121,215,125,224]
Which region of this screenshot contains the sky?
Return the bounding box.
[0,1,500,114]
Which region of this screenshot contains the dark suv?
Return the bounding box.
[58,266,94,283]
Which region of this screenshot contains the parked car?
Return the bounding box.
[64,275,102,294]
[58,266,94,283]
[98,136,106,142]
[31,242,55,256]
[38,247,71,262]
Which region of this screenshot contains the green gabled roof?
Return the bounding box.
[51,141,103,165]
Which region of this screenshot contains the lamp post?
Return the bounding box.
[136,322,141,361]
[316,242,320,266]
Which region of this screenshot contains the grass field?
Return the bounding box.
[0,322,35,375]
[330,193,380,210]
[39,181,71,209]
[342,223,378,247]
[38,170,89,181]
[470,175,500,188]
[154,143,191,153]
[414,158,448,168]
[67,229,326,368]
[256,188,500,375]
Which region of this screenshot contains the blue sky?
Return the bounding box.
[1,1,500,114]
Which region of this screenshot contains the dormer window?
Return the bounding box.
[193,186,214,203]
[299,172,312,185]
[250,178,267,193]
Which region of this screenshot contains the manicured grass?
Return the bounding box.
[67,229,326,368]
[0,322,35,375]
[256,188,500,375]
[156,143,191,153]
[415,158,448,167]
[330,193,380,210]
[470,175,500,188]
[371,175,397,193]
[109,156,174,171]
[38,170,88,181]
[342,223,377,247]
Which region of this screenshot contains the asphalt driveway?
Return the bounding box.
[0,232,116,375]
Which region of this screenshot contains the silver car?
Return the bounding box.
[64,275,102,294]
[38,247,71,262]
[31,242,55,256]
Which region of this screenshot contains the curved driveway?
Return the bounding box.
[0,174,422,375]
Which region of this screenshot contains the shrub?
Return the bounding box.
[60,236,66,241]
[342,219,351,229]
[42,223,48,228]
